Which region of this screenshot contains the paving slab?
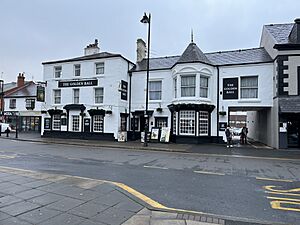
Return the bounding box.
[0,216,33,225]
[112,198,144,213]
[0,200,41,216]
[0,184,31,195]
[15,188,46,200]
[0,211,11,220]
[39,213,85,225]
[0,195,24,208]
[91,190,130,206]
[69,201,110,218]
[46,196,85,212]
[91,207,135,225]
[23,179,52,188]
[16,206,62,224]
[28,193,63,206]
[0,181,18,190]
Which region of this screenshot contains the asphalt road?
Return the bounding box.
[0,138,299,224]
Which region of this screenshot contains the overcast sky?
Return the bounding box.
[0,0,299,82]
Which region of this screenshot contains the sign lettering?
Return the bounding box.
[58,79,98,88]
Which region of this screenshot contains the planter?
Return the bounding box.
[156,108,163,113]
[106,110,112,115]
[219,111,226,116]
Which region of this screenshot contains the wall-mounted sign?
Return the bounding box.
[58,79,98,88]
[219,122,227,131]
[36,86,45,102]
[223,78,238,99]
[3,111,18,116]
[120,80,128,101]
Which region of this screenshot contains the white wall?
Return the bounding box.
[42,57,133,138]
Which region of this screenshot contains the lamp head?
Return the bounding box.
[140,13,150,24]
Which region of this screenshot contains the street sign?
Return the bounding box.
[223,78,239,99]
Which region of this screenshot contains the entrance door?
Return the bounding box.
[287,120,300,148]
[84,118,91,133]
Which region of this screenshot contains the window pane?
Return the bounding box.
[93,115,104,132]
[95,88,104,103]
[173,78,177,98]
[179,110,195,135]
[73,89,79,104]
[54,66,62,78]
[72,115,80,131]
[181,75,196,97]
[241,76,258,99]
[53,115,61,130]
[54,90,61,104]
[149,81,162,100]
[96,63,104,74]
[74,64,80,76]
[199,111,209,135]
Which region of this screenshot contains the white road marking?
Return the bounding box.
[194,170,225,176]
[0,154,16,159]
[143,165,168,170]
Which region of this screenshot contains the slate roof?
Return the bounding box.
[43,52,133,65]
[5,82,37,98]
[279,96,300,113]
[264,23,294,44]
[177,42,212,65]
[132,46,272,72]
[206,47,273,66]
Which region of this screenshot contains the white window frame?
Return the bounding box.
[240,76,258,99]
[93,115,104,132]
[54,66,62,78]
[25,98,35,110]
[199,111,209,136]
[173,77,177,98]
[52,114,61,130]
[73,89,80,104]
[149,80,162,101]
[200,76,209,98]
[94,88,104,104]
[74,64,81,76]
[72,115,80,132]
[181,75,196,97]
[179,110,195,135]
[53,90,61,104]
[95,62,105,75]
[173,112,177,134]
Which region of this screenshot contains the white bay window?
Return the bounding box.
[181,75,196,97]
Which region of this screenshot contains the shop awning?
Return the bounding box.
[88,109,106,116]
[47,109,63,116]
[131,110,154,116]
[279,96,300,113]
[168,103,215,112]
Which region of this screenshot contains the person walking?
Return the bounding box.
[240,126,248,144]
[225,126,233,148]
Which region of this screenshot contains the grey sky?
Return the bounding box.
[0,0,299,82]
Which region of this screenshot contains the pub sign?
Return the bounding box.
[223,78,238,99]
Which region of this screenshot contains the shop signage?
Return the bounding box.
[36,86,45,102]
[120,80,128,101]
[219,122,227,131]
[223,78,238,99]
[3,111,19,116]
[58,79,98,88]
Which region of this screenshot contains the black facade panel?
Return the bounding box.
[277,56,289,96]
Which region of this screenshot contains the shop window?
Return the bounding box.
[199,111,209,136]
[74,64,81,76]
[181,75,196,97]
[155,117,168,128]
[149,81,162,100]
[52,115,61,130]
[179,110,195,135]
[54,66,62,78]
[95,88,104,104]
[95,62,105,75]
[241,76,258,98]
[9,99,16,109]
[25,99,35,110]
[200,77,209,98]
[93,115,104,132]
[72,115,80,131]
[131,117,139,131]
[53,90,61,104]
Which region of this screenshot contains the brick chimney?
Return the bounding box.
[289,18,300,43]
[17,73,25,87]
[84,39,100,56]
[136,38,146,62]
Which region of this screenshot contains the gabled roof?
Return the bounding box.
[177,42,212,65]
[264,23,294,44]
[42,52,134,65]
[131,47,272,72]
[4,81,37,98]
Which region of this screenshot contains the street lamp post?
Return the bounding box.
[140,12,151,147]
[0,80,3,136]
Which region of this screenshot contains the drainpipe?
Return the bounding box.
[217,66,220,139]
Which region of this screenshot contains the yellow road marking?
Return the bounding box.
[256,177,293,183]
[266,191,300,197]
[194,170,225,176]
[267,196,300,202]
[270,200,300,212]
[264,185,300,193]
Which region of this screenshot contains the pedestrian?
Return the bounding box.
[241,126,248,144]
[225,126,233,148]
[5,127,10,137]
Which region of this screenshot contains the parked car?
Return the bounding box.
[0,123,12,133]
[232,127,242,136]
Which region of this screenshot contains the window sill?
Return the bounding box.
[238,99,261,103]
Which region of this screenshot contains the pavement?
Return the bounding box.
[0,166,227,225]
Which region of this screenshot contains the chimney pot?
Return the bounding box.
[84,39,100,56]
[17,73,25,87]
